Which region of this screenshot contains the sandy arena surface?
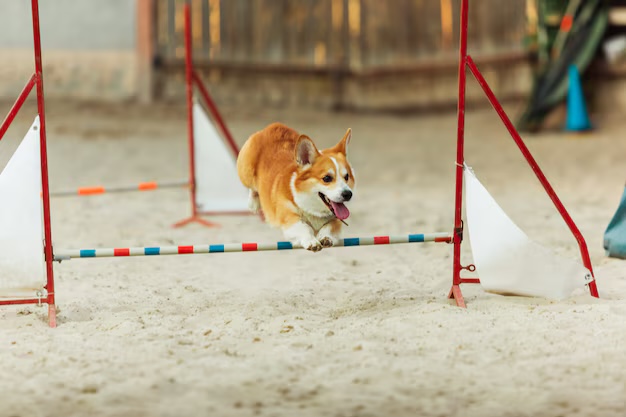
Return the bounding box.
[1,99,625,417]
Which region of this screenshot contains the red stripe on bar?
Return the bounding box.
[374,236,390,244]
[138,181,158,191]
[178,246,194,254]
[242,243,257,251]
[114,248,130,256]
[78,186,105,195]
[435,237,452,243]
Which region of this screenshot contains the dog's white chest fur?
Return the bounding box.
[299,210,336,234]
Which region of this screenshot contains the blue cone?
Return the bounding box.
[565,65,592,131]
[604,185,626,259]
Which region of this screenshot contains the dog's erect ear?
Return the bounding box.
[295,135,320,167]
[331,128,352,155]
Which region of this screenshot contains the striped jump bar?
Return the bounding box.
[50,180,189,197]
[53,232,452,261]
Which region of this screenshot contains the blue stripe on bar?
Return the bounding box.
[209,244,224,253]
[277,241,293,250]
[343,237,360,246]
[408,234,425,243]
[80,249,96,258]
[145,247,160,255]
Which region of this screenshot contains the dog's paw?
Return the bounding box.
[300,237,322,252]
[319,236,337,248]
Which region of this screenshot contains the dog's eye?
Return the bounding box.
[344,174,349,181]
[322,175,333,183]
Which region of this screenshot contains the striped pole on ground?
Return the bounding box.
[53,232,452,261]
[50,180,189,197]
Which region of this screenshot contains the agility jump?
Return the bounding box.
[53,233,452,261]
[0,0,599,328]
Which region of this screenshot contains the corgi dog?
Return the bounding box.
[237,123,355,252]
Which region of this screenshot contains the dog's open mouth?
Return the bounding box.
[319,192,350,220]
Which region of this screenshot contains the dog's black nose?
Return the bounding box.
[342,190,353,201]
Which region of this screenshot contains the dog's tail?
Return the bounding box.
[236,134,258,190]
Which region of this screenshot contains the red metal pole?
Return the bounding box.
[173,2,218,228]
[0,74,37,142]
[0,298,46,306]
[184,3,197,218]
[192,70,240,156]
[32,0,57,327]
[449,0,470,307]
[466,56,598,297]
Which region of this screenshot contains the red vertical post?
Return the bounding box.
[173,2,218,228]
[31,0,57,327]
[185,2,196,218]
[449,0,469,307]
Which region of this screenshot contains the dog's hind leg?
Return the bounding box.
[248,189,261,213]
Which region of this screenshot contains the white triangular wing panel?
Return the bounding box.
[464,165,592,300]
[0,118,45,297]
[193,102,249,213]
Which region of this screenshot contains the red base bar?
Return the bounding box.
[0,298,42,306]
[173,215,220,228]
[197,210,257,216]
[0,296,56,327]
[173,210,261,228]
[448,278,481,307]
[448,285,467,308]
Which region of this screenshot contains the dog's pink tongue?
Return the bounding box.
[330,201,350,220]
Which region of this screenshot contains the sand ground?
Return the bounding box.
[0,99,625,417]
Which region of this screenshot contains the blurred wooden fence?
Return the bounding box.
[157,0,526,68]
[155,0,529,109]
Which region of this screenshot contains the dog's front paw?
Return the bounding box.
[319,235,338,248]
[300,237,322,252]
[317,221,341,249]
